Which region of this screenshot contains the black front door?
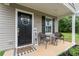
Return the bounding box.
[18,12,32,46]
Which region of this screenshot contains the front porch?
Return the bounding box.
[4,40,72,56]
[0,3,78,56]
[23,41,72,56]
[15,3,75,56]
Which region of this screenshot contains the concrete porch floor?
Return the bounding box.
[24,40,72,56]
[4,40,72,56]
[4,49,14,56]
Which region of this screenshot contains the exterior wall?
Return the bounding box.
[0,3,58,50]
[54,19,59,32]
[34,14,42,33]
[0,4,15,50]
[10,4,56,33]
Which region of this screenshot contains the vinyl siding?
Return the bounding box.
[34,14,42,33]
[54,19,59,32]
[0,4,15,50]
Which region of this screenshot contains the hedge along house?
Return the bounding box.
[0,3,78,55]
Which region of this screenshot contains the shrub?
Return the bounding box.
[0,50,5,56]
[69,45,79,56]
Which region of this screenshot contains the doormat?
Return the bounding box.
[17,46,37,56]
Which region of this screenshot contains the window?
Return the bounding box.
[45,17,53,34]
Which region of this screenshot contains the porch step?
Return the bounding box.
[17,46,37,56]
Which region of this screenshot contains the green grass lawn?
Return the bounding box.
[0,51,5,56]
[62,33,79,45]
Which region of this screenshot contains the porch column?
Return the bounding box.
[54,19,59,32]
[72,14,76,45]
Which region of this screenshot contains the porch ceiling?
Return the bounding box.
[18,3,74,17]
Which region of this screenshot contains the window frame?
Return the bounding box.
[45,16,53,35]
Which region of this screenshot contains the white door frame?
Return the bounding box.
[15,9,34,48]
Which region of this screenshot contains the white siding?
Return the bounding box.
[55,19,59,32]
[0,4,15,50]
[34,14,42,33]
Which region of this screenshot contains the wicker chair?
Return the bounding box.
[51,32,64,45]
[54,32,64,42]
[38,32,49,49]
[38,32,46,44]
